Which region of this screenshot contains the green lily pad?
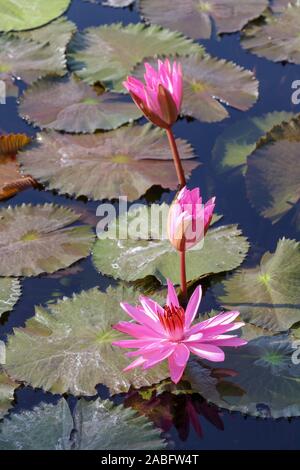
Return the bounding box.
[241,2,300,64]
[133,54,258,122]
[0,0,71,32]
[245,115,300,223]
[0,399,73,450]
[212,111,295,175]
[19,76,142,132]
[4,286,169,395]
[188,335,300,418]
[17,16,76,48]
[214,238,300,333]
[140,0,268,40]
[0,204,95,277]
[18,125,197,201]
[0,371,18,421]
[72,399,166,450]
[92,204,249,284]
[0,397,166,450]
[0,278,21,318]
[67,22,203,91]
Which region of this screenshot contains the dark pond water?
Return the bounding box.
[1,0,300,450]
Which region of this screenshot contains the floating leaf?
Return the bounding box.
[188,335,300,418]
[0,0,71,32]
[4,287,169,395]
[246,115,300,223]
[17,16,76,48]
[0,73,18,98]
[241,2,300,64]
[0,134,34,201]
[19,76,142,132]
[0,371,18,421]
[0,204,95,277]
[0,397,166,450]
[0,278,21,318]
[92,204,249,284]
[133,54,258,122]
[72,399,166,450]
[140,0,268,40]
[214,239,300,332]
[212,111,295,175]
[18,125,197,201]
[67,23,203,91]
[0,399,73,450]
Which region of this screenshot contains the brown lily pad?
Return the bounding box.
[18,125,198,201]
[19,75,142,132]
[0,134,35,201]
[140,0,268,39]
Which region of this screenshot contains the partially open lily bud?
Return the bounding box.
[123,59,182,129]
[167,187,216,252]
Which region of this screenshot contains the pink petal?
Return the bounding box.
[142,345,176,369]
[123,356,146,372]
[114,321,162,339]
[120,302,164,334]
[207,336,248,347]
[199,322,245,339]
[166,279,179,308]
[189,344,225,362]
[184,285,202,328]
[112,338,158,349]
[189,311,241,335]
[168,344,190,384]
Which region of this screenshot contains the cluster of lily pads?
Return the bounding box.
[0,0,299,451]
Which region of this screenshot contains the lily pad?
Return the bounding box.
[92,204,249,284]
[4,287,169,396]
[0,399,73,450]
[212,111,295,175]
[241,2,300,64]
[67,22,203,91]
[19,76,142,132]
[0,278,21,318]
[246,115,300,223]
[214,238,300,333]
[0,0,71,32]
[133,54,258,122]
[18,125,197,201]
[188,335,300,418]
[0,204,95,277]
[0,370,18,421]
[17,16,76,48]
[140,0,268,40]
[72,399,166,450]
[0,398,166,450]
[0,133,34,201]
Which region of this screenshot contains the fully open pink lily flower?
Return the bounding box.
[123,59,183,129]
[168,187,216,252]
[113,280,247,384]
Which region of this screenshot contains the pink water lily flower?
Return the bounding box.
[168,187,216,252]
[123,58,183,129]
[113,281,247,384]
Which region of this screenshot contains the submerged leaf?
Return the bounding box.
[0,133,34,201]
[18,125,197,201]
[73,399,166,450]
[0,398,166,450]
[92,204,249,284]
[19,76,142,132]
[188,335,300,418]
[246,115,300,223]
[214,238,300,332]
[0,204,95,277]
[0,399,73,450]
[67,22,203,91]
[0,278,21,318]
[133,54,258,122]
[4,287,169,395]
[212,111,295,175]
[241,2,300,64]
[0,0,71,32]
[140,0,268,39]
